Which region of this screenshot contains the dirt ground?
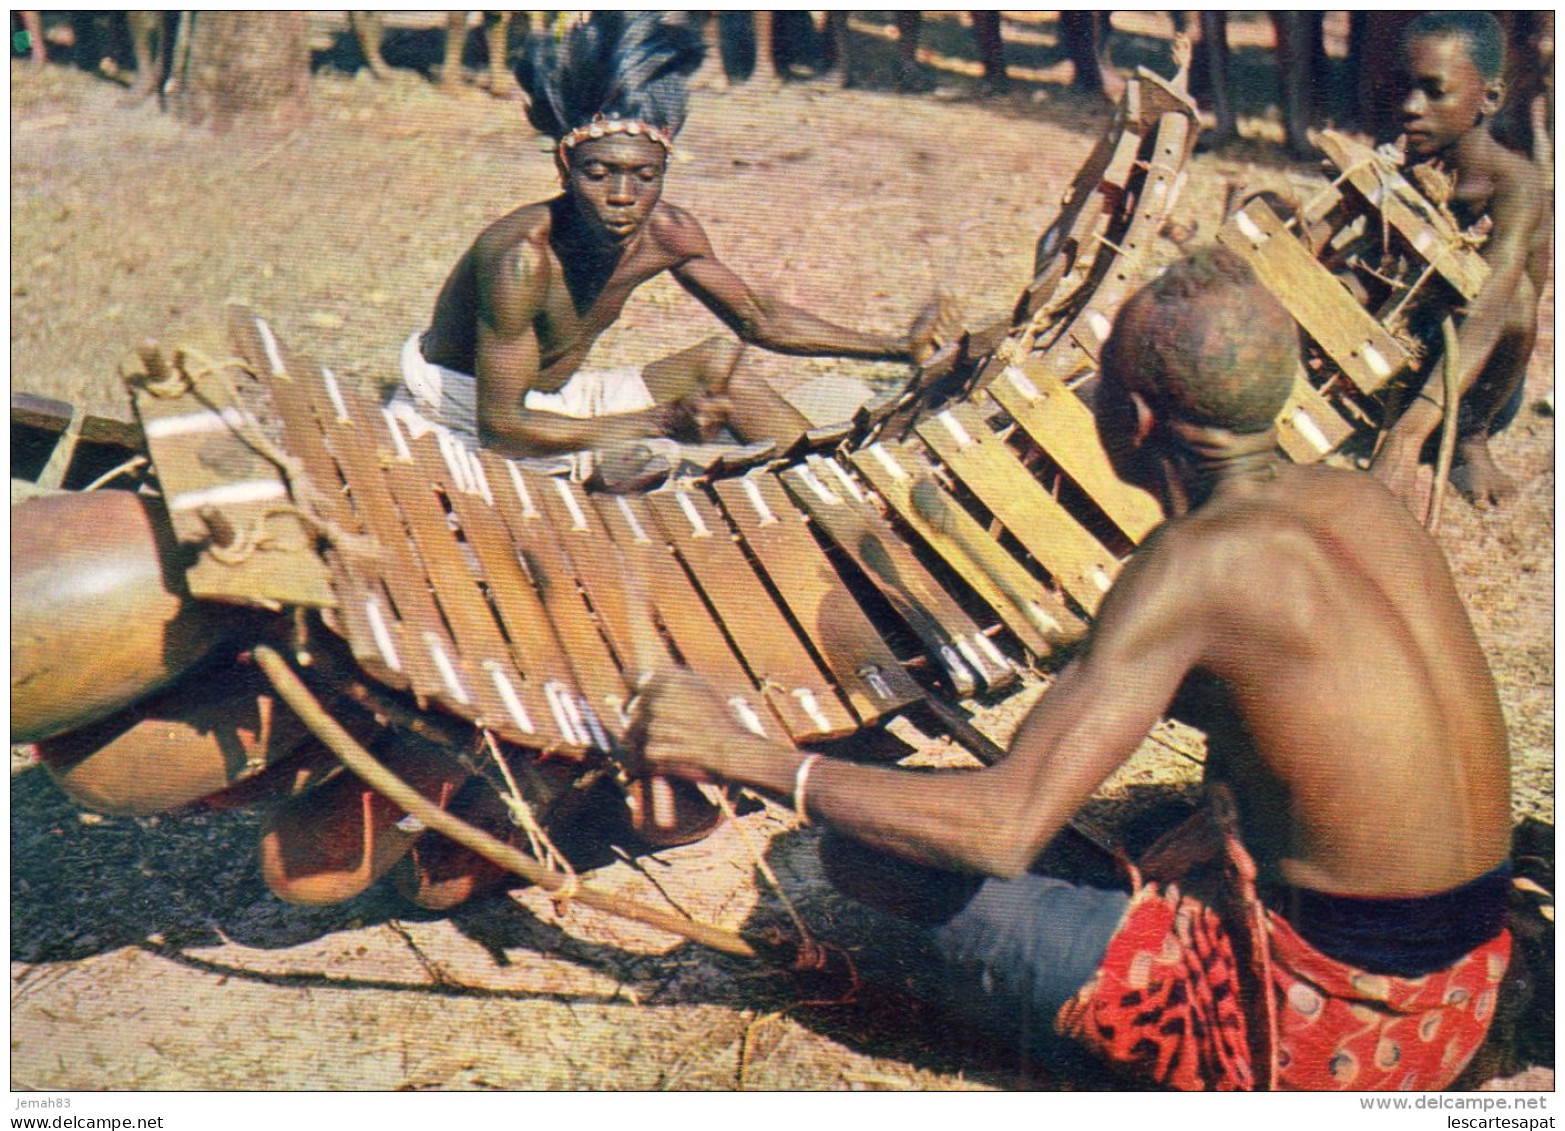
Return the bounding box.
[9,14,1555,1093]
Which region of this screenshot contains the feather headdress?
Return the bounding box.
[517,12,706,159]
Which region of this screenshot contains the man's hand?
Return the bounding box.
[1369,427,1424,510]
[657,392,731,443]
[629,667,786,785]
[907,291,965,365]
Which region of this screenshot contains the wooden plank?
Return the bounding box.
[229,312,412,691]
[1275,374,1356,464]
[593,493,785,745]
[314,384,482,720]
[712,472,922,725]
[1023,93,1142,315]
[531,475,644,670]
[479,455,630,745]
[1035,108,1195,391]
[1298,183,1355,257]
[1218,198,1410,396]
[433,451,579,691]
[11,390,142,449]
[987,358,1164,543]
[401,433,580,751]
[361,415,533,745]
[1317,131,1488,302]
[437,456,598,753]
[918,402,1119,616]
[851,440,1084,657]
[229,312,352,529]
[391,437,524,663]
[130,368,335,610]
[778,456,1015,699]
[1135,68,1200,144]
[648,488,858,742]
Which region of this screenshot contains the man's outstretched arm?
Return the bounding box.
[634,536,1199,878]
[665,208,959,364]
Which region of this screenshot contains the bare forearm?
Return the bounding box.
[742,302,910,361]
[1385,243,1532,449]
[804,758,1042,876]
[701,732,1040,877]
[1389,306,1507,445]
[477,333,674,456]
[478,404,664,457]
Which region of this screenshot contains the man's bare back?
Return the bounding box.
[1114,462,1510,895]
[634,248,1511,902]
[631,247,1516,1086]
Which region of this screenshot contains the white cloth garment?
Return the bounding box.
[387,331,663,479]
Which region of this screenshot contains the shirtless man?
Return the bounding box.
[634,249,1515,1090]
[396,13,954,476]
[1371,12,1553,509]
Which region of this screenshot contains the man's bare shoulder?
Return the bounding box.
[1456,132,1548,220]
[1141,467,1407,612]
[471,200,555,266]
[466,202,558,303]
[1187,466,1404,549]
[644,200,713,258]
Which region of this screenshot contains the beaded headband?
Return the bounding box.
[558,114,673,161]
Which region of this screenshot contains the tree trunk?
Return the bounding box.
[174,12,310,132]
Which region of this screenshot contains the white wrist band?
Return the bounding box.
[792,753,824,826]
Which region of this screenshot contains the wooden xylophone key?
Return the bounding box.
[646,486,858,743]
[530,475,645,677]
[413,433,589,754]
[1273,373,1357,465]
[370,414,544,747]
[1025,101,1197,398]
[710,471,922,726]
[593,492,781,743]
[850,440,1084,659]
[228,311,353,531]
[918,402,1119,617]
[231,312,415,694]
[478,457,630,751]
[1217,197,1409,397]
[1315,131,1488,304]
[985,358,1164,544]
[1021,84,1146,324]
[301,380,476,720]
[778,456,1015,699]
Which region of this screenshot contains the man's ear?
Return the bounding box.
[554,151,571,188]
[1483,77,1506,117]
[1129,390,1157,448]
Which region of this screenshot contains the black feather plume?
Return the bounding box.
[517,13,706,143]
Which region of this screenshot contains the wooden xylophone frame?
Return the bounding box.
[12,58,1487,954]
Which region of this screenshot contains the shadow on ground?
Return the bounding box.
[11,761,1193,1089]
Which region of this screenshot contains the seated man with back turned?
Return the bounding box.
[1371,12,1552,510]
[633,248,1516,1090]
[391,12,955,482]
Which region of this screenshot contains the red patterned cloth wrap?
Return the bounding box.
[1054,788,1511,1091]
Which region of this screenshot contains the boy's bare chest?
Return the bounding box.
[1450,175,1552,270]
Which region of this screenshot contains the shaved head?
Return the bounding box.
[1405,12,1506,82]
[1102,248,1298,433]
